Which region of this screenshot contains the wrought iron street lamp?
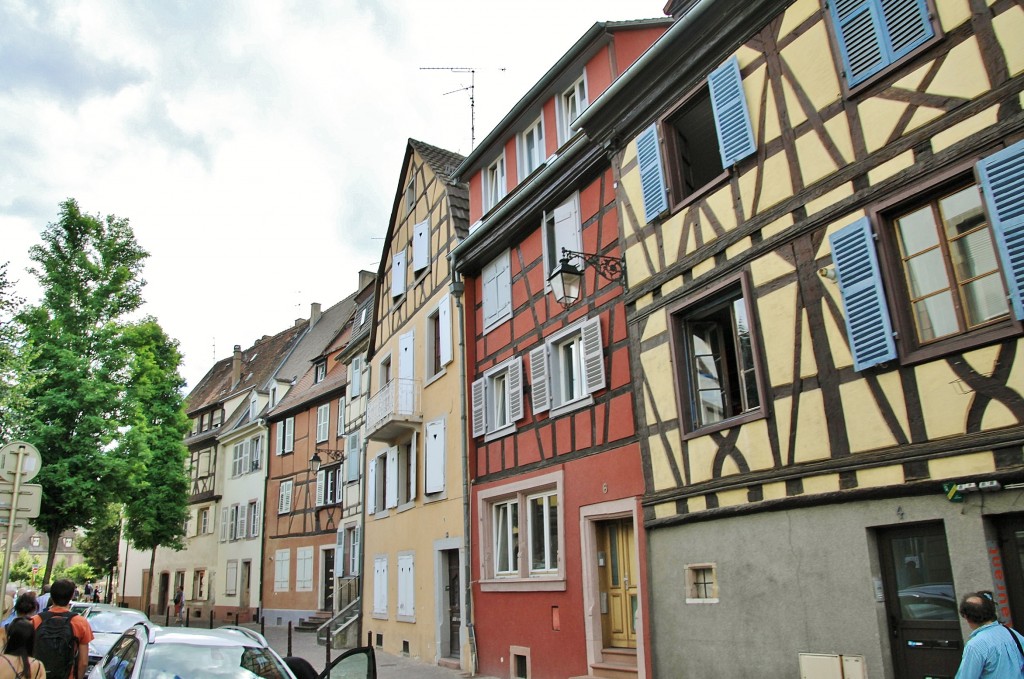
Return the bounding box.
[548,247,626,309]
[309,447,346,473]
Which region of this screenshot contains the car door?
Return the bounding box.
[93,634,140,679]
[318,645,376,679]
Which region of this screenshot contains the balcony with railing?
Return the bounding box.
[365,378,422,442]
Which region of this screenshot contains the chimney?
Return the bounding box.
[232,345,242,384]
[358,270,375,291]
[310,302,322,328]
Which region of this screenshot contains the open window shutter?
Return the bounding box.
[412,220,429,271]
[978,140,1024,320]
[553,197,581,259]
[409,431,418,502]
[221,508,229,541]
[241,441,250,473]
[276,422,283,456]
[237,506,246,539]
[829,217,897,371]
[530,346,550,413]
[471,378,487,437]
[285,418,294,452]
[251,502,261,538]
[425,418,445,494]
[351,357,363,396]
[830,0,885,86]
[636,123,668,223]
[392,251,407,298]
[496,255,512,317]
[438,295,453,365]
[708,56,756,168]
[508,356,524,422]
[883,0,933,62]
[366,457,377,514]
[482,260,499,326]
[581,317,607,394]
[386,447,399,508]
[347,433,360,482]
[316,470,326,506]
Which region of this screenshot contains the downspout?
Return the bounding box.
[356,368,369,648]
[448,263,476,675]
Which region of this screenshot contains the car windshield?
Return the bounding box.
[140,643,292,679]
[87,611,147,634]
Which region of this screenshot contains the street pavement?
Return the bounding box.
[242,622,500,679]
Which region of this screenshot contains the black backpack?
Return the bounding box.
[33,610,78,679]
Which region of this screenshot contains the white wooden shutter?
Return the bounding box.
[251,501,261,538]
[438,295,453,366]
[284,417,294,452]
[367,455,378,514]
[351,356,363,396]
[237,506,246,539]
[373,556,388,614]
[316,470,326,506]
[220,507,229,542]
[581,317,606,394]
[471,378,486,437]
[386,446,399,509]
[552,196,580,263]
[530,346,550,413]
[346,433,360,482]
[412,220,429,271]
[408,431,418,502]
[392,251,407,298]
[508,356,524,422]
[397,553,415,618]
[276,422,284,456]
[425,418,445,494]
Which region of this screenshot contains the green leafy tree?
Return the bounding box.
[79,503,121,580]
[0,262,35,443]
[63,563,96,585]
[9,549,40,584]
[19,198,149,580]
[119,320,190,608]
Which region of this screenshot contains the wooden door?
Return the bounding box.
[598,518,637,649]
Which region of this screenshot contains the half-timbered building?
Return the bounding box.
[450,19,670,679]
[361,139,470,669]
[576,0,1024,676]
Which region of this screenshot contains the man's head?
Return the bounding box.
[959,591,997,627]
[49,579,75,606]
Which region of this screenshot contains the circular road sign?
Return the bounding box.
[0,441,41,484]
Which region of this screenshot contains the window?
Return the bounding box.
[316,465,344,506]
[234,503,246,540]
[542,193,581,281]
[269,385,277,408]
[226,505,238,541]
[393,436,417,507]
[367,451,387,515]
[478,471,564,589]
[249,393,258,420]
[296,546,313,591]
[484,155,506,212]
[316,403,330,443]
[412,219,430,272]
[349,527,361,576]
[62,537,72,548]
[530,317,605,415]
[276,417,294,455]
[424,418,445,495]
[558,76,587,144]
[481,250,512,332]
[397,553,415,622]
[225,560,238,596]
[829,0,936,87]
[278,479,293,514]
[426,295,452,379]
[637,56,755,222]
[193,569,206,600]
[373,555,388,617]
[200,508,209,535]
[274,550,290,592]
[670,275,763,433]
[31,536,39,547]
[250,437,262,472]
[831,141,1024,369]
[314,361,326,384]
[392,251,407,299]
[519,117,545,179]
[405,176,415,214]
[471,357,524,439]
[686,563,718,603]
[248,500,260,538]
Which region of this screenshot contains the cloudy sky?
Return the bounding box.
[1,0,664,391]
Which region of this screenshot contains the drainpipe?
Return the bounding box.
[356,365,369,649]
[448,262,476,675]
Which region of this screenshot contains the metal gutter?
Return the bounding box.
[571,0,714,133]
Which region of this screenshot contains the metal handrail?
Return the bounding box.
[315,596,361,646]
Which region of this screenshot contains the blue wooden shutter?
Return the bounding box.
[830,0,932,86]
[708,56,756,168]
[636,124,668,223]
[978,140,1024,320]
[829,217,897,371]
[881,0,933,62]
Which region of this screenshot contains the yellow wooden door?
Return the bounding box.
[599,518,637,648]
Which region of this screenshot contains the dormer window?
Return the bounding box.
[314,361,327,384]
[484,155,506,212]
[249,394,258,420]
[519,117,545,180]
[360,307,368,327]
[558,76,587,144]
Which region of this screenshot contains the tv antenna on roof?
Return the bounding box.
[420,66,506,150]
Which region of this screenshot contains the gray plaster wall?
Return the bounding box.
[647,488,1024,678]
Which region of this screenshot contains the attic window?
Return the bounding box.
[360,308,368,326]
[314,361,327,384]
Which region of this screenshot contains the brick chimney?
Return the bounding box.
[232,345,242,384]
[310,302,322,329]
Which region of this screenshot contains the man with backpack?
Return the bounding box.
[31,579,93,679]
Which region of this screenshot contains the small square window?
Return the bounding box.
[686,564,718,603]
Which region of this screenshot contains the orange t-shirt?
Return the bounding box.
[30,608,94,679]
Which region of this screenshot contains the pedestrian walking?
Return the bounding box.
[955,591,1024,678]
[0,618,45,679]
[172,586,184,625]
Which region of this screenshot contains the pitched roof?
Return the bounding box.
[409,138,470,238]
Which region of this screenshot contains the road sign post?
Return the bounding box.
[0,441,41,617]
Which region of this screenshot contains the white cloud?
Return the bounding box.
[1,0,665,390]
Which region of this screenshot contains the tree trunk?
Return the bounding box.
[43,528,60,584]
[145,548,156,614]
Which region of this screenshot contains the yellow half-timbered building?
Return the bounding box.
[578,0,1024,676]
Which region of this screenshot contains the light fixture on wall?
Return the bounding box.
[309,446,345,473]
[548,247,626,309]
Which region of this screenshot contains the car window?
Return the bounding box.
[102,637,140,679]
[321,646,375,679]
[140,643,292,679]
[88,611,148,634]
